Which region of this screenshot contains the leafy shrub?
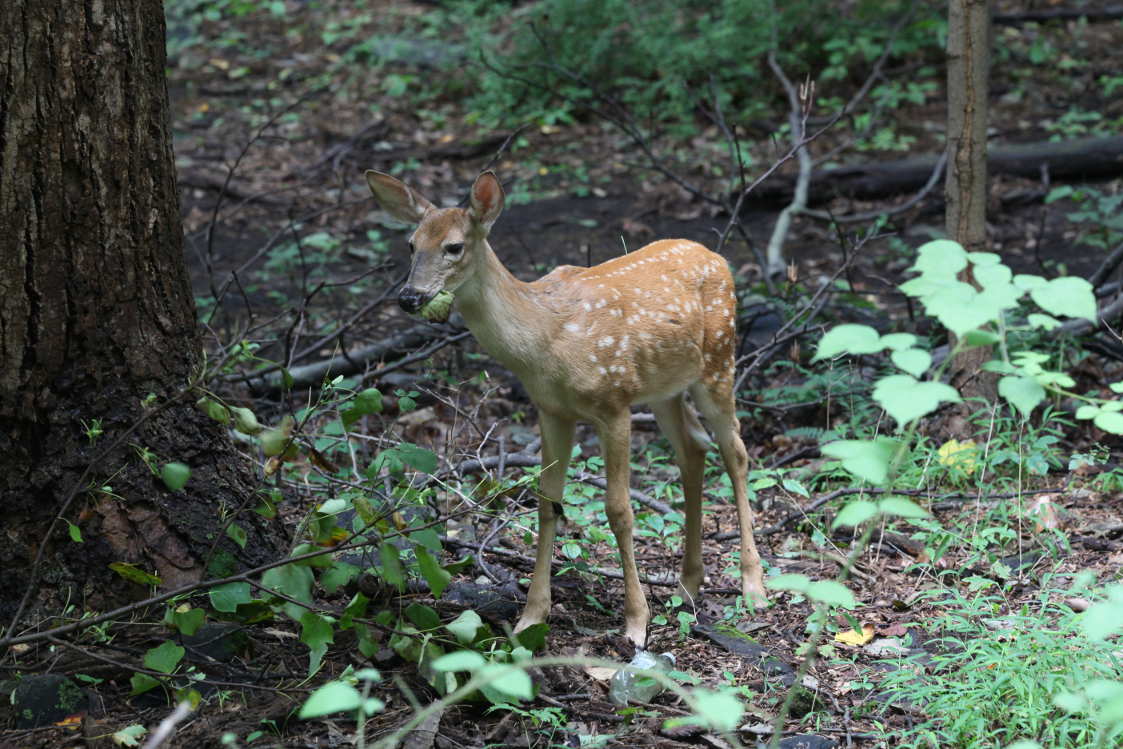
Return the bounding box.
[876,585,1123,748]
[458,0,944,132]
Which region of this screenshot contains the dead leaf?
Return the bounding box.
[835,624,875,646]
[878,622,909,637]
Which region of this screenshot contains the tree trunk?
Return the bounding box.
[0,0,284,625]
[946,0,996,407]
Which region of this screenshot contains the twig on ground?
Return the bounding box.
[141,701,194,749]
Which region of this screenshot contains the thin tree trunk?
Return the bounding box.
[0,0,283,622]
[946,0,996,407]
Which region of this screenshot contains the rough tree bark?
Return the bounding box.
[0,1,284,627]
[946,0,996,407]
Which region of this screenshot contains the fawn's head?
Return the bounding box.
[365,170,505,313]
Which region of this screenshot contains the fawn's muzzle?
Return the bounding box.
[398,287,430,313]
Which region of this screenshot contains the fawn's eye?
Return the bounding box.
[444,242,464,256]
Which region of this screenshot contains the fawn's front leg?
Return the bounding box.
[597,410,650,648]
[515,412,575,634]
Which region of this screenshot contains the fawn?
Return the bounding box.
[365,170,766,647]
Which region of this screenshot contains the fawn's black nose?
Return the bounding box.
[398,287,427,313]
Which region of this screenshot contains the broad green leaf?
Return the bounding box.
[511,623,549,652]
[109,562,162,586]
[975,262,1013,288]
[319,498,348,516]
[446,610,484,646]
[966,251,1002,266]
[290,543,332,568]
[342,388,383,430]
[806,580,857,608]
[781,478,809,498]
[410,528,443,552]
[209,581,252,612]
[172,607,205,636]
[1054,691,1085,712]
[67,521,83,543]
[908,279,993,334]
[340,593,370,630]
[230,407,263,435]
[890,348,932,378]
[300,611,334,676]
[1027,313,1060,331]
[405,603,442,631]
[1044,185,1074,203]
[911,240,967,277]
[1111,382,1123,394]
[320,562,359,595]
[143,640,185,673]
[1082,590,1123,641]
[480,664,533,700]
[261,563,315,621]
[962,329,1000,347]
[1029,276,1096,321]
[998,375,1046,418]
[689,689,745,732]
[415,547,450,598]
[298,681,363,718]
[1013,274,1047,291]
[1035,370,1075,388]
[1084,679,1123,703]
[878,496,929,520]
[380,542,405,588]
[111,724,147,747]
[879,333,917,352]
[1093,411,1123,434]
[832,500,878,529]
[129,673,161,696]
[821,438,899,485]
[261,416,295,457]
[812,324,883,361]
[161,462,190,492]
[1076,404,1100,420]
[354,387,384,414]
[225,522,247,550]
[196,396,230,424]
[982,360,1017,375]
[766,573,811,592]
[873,375,961,428]
[432,650,487,672]
[397,442,438,473]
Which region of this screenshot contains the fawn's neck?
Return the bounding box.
[454,242,552,374]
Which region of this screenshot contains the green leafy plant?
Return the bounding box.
[460,0,942,133]
[1045,185,1123,253]
[876,584,1123,747]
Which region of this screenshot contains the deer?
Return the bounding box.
[364,169,767,648]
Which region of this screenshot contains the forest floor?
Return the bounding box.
[4,1,1123,748]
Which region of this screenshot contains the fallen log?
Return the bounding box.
[748,135,1123,205]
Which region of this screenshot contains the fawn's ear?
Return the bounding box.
[468,171,505,232]
[365,170,435,224]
